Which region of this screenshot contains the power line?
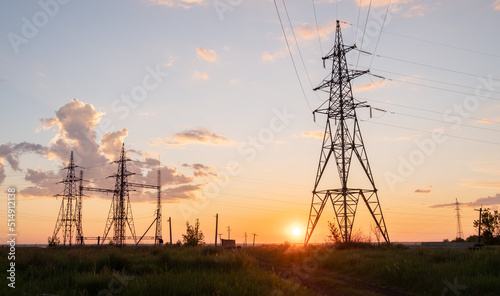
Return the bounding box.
[361,120,500,146]
[369,67,500,95]
[355,0,373,69]
[281,0,322,101]
[272,0,313,112]
[368,0,392,68]
[310,0,323,55]
[375,54,500,83]
[360,97,500,124]
[388,110,500,134]
[380,30,500,59]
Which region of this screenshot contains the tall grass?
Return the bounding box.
[0,245,316,296]
[248,244,500,296]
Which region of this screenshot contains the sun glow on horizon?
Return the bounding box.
[292,227,301,237]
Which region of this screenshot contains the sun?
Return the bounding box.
[292,227,301,237]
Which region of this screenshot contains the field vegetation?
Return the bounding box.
[2,243,499,295]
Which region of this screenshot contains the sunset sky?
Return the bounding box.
[1,0,500,245]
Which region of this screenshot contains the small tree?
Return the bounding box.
[47,236,60,247]
[182,220,205,246]
[473,209,500,244]
[327,221,341,243]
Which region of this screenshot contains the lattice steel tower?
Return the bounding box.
[51,151,83,245]
[455,198,464,240]
[102,143,137,245]
[304,20,389,245]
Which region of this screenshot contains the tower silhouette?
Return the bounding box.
[102,143,137,245]
[455,198,464,240]
[304,20,389,245]
[51,151,83,245]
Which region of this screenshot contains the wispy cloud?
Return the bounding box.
[193,70,209,80]
[415,185,432,194]
[430,193,500,208]
[262,49,286,62]
[183,163,218,178]
[302,131,324,139]
[197,47,217,62]
[493,0,500,10]
[414,189,431,193]
[153,128,233,146]
[295,20,335,41]
[146,0,205,9]
[477,117,500,124]
[353,80,388,92]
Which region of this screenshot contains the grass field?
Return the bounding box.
[248,244,500,296]
[0,245,315,296]
[1,244,499,295]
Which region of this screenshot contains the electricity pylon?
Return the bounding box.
[455,198,464,240]
[51,151,83,246]
[102,143,137,245]
[304,20,389,245]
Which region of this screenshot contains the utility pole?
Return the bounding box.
[227,226,231,240]
[252,233,257,247]
[304,20,389,245]
[244,232,247,247]
[475,207,483,243]
[215,213,218,246]
[169,217,172,245]
[455,198,463,240]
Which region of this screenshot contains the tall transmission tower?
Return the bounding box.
[304,20,389,245]
[51,151,83,246]
[102,143,137,245]
[455,198,464,240]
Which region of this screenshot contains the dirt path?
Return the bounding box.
[256,257,413,296]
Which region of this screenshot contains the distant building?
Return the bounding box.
[220,239,235,248]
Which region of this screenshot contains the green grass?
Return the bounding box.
[248,244,500,296]
[3,244,499,296]
[0,245,316,296]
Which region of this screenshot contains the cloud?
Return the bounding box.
[0,142,47,171]
[430,193,500,208]
[478,117,500,124]
[397,136,411,141]
[352,0,396,7]
[302,131,324,139]
[0,160,5,184]
[7,99,212,206]
[295,21,335,41]
[262,50,286,62]
[401,4,433,18]
[229,78,240,85]
[414,188,431,193]
[415,185,432,193]
[163,184,203,201]
[493,0,500,10]
[40,98,104,162]
[193,71,209,80]
[164,56,176,67]
[146,0,205,9]
[353,80,388,92]
[154,128,233,146]
[100,128,129,161]
[196,47,217,62]
[182,163,218,178]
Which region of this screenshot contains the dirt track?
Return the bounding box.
[256,257,414,296]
